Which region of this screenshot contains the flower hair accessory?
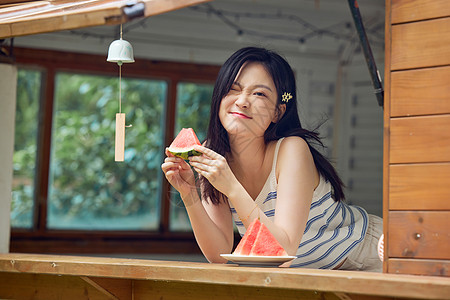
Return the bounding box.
[282,92,293,103]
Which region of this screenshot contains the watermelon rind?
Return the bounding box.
[168,147,202,160]
[168,128,202,159]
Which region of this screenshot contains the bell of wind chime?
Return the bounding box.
[107,24,135,162]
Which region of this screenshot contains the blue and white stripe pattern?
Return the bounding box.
[229,138,368,269]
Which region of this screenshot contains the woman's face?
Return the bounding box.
[219,62,282,141]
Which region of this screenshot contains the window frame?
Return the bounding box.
[10,47,221,255]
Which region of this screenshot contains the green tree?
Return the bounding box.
[48,72,167,229]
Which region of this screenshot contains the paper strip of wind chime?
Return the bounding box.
[107,24,135,161]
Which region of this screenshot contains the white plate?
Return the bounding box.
[220,254,296,266]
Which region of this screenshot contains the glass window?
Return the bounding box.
[11,69,42,228]
[169,82,213,231]
[47,72,167,230]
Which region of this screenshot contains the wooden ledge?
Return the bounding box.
[0,253,449,300]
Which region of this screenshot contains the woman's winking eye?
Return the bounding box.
[254,91,267,97]
[228,82,272,99]
[228,83,241,94]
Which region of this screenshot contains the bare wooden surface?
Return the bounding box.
[0,272,344,300]
[390,66,450,117]
[389,163,450,210]
[383,0,392,275]
[391,0,450,24]
[0,253,450,300]
[389,258,450,277]
[0,272,109,300]
[389,115,450,164]
[388,211,450,260]
[391,17,450,70]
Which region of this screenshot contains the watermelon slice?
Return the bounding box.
[233,218,261,255]
[168,128,202,160]
[233,218,288,257]
[250,222,288,256]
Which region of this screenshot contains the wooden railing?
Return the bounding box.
[0,253,449,299]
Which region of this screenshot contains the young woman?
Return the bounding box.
[161,47,382,271]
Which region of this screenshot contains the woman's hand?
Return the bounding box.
[188,145,237,196]
[161,148,197,199]
[162,147,235,262]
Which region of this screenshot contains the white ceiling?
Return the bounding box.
[13,0,385,65]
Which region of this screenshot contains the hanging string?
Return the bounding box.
[119,23,123,114]
[119,63,122,113]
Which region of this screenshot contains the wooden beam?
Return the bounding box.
[132,279,344,300]
[0,272,107,300]
[80,277,120,300]
[0,253,449,299]
[80,277,132,300]
[388,258,450,277]
[0,0,212,39]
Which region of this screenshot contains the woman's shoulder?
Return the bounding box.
[267,137,312,168]
[274,136,319,191]
[277,136,315,169]
[278,136,310,153]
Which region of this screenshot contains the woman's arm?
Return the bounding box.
[182,190,234,263]
[161,150,234,263]
[271,137,318,255]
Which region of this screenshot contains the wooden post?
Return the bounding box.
[0,63,17,253]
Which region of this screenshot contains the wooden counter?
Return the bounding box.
[0,253,449,299]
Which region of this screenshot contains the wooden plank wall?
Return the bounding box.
[384,0,450,276]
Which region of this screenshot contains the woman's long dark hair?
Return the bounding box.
[200,47,344,204]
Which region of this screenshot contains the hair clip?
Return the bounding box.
[282,92,292,103]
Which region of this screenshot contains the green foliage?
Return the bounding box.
[175,82,212,142]
[48,72,166,229]
[170,82,213,231]
[12,69,214,231]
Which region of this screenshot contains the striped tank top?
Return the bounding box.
[229,138,369,269]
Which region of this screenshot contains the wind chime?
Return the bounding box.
[107,24,135,161]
